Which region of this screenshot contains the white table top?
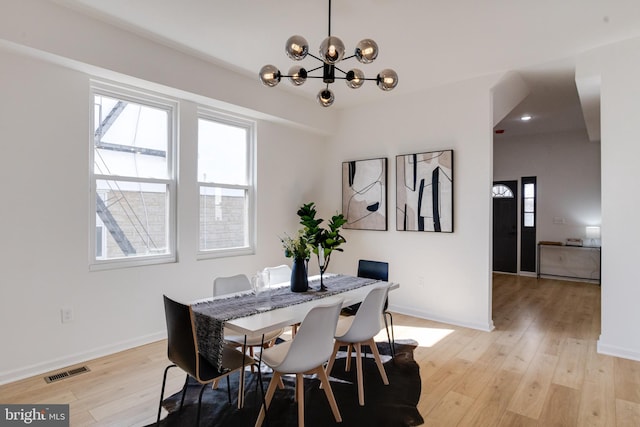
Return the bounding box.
[212,275,398,336]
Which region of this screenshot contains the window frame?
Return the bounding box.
[89,82,178,270]
[520,176,537,272]
[196,108,256,259]
[492,183,515,198]
[522,179,536,228]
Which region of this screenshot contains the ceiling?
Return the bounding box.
[52,0,640,137]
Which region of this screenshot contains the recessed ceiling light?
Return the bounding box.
[520,114,532,121]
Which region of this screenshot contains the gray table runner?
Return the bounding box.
[191,274,381,371]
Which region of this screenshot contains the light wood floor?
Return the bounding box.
[2,274,640,426]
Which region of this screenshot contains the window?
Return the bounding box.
[492,184,514,198]
[198,110,255,257]
[523,181,536,227]
[90,84,176,268]
[520,176,537,271]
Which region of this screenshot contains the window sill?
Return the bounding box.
[197,246,254,260]
[89,253,177,271]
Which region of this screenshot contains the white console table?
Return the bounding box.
[537,243,601,283]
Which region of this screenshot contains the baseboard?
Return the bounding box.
[538,274,599,284]
[518,271,537,277]
[388,304,495,332]
[0,331,167,386]
[597,336,640,362]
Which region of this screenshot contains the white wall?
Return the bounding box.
[0,47,327,384]
[577,37,640,361]
[6,0,640,385]
[322,75,499,332]
[494,130,601,255]
[0,0,337,134]
[0,0,339,384]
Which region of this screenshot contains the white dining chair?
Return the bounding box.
[254,300,343,427]
[214,273,250,297]
[342,260,395,358]
[264,264,291,286]
[213,274,284,407]
[325,283,391,406]
[213,274,284,350]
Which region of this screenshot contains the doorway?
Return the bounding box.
[492,180,518,273]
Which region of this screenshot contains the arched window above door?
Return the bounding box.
[492,184,514,198]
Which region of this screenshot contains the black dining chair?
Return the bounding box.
[157,295,258,426]
[342,260,395,358]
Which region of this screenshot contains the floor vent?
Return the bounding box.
[44,366,90,383]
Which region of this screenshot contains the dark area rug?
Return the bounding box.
[154,339,423,427]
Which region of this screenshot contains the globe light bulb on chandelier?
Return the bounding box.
[259,0,398,107]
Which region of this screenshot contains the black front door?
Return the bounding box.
[493,180,518,273]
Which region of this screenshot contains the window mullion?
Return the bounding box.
[94,174,171,185]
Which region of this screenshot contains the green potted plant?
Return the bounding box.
[280,231,311,292]
[297,202,347,290]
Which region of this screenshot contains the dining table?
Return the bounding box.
[190,273,399,407]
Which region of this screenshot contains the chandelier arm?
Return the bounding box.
[277,74,341,79]
[342,54,356,61]
[279,74,379,81]
[306,65,325,73]
[301,75,333,79]
[327,76,378,81]
[307,53,324,62]
[333,65,349,75]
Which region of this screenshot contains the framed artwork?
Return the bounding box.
[342,158,387,230]
[396,150,454,232]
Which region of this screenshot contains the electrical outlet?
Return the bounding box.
[61,308,74,323]
[418,276,425,287]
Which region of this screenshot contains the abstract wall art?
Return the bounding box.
[342,158,387,230]
[396,150,454,232]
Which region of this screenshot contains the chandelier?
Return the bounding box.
[259,0,398,107]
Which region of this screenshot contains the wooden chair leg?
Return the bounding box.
[345,344,353,372]
[325,341,341,379]
[249,346,256,373]
[254,372,281,427]
[237,342,252,409]
[321,341,342,390]
[296,373,305,427]
[383,311,396,359]
[293,374,298,403]
[314,366,342,422]
[237,368,245,409]
[355,343,365,406]
[368,338,389,385]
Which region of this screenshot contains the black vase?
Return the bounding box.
[290,258,309,292]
